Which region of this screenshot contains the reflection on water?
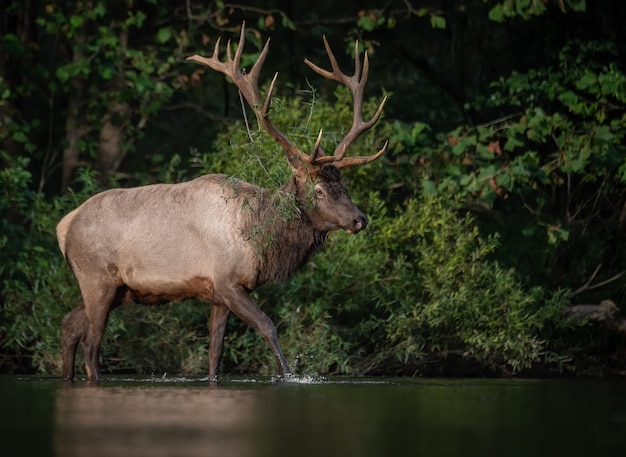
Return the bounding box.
[55,383,258,457]
[1,375,626,457]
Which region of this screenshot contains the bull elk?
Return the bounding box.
[57,24,387,382]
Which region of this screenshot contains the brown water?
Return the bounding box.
[1,375,625,457]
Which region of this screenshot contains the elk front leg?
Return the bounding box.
[219,286,292,379]
[208,303,231,382]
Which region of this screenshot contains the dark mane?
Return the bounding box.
[240,177,328,286]
[256,215,327,285]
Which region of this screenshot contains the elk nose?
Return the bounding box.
[354,213,368,232]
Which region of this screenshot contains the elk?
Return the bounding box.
[56,24,387,382]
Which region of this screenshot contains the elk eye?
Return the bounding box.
[315,187,325,198]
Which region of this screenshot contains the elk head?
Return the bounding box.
[187,24,387,234]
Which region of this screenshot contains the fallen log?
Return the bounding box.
[562,300,626,334]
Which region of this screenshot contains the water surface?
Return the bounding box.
[1,375,625,457]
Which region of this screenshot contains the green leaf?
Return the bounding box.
[567,0,586,12]
[576,70,597,90]
[451,135,476,156]
[156,27,172,44]
[496,173,512,190]
[70,16,84,28]
[548,226,569,244]
[504,135,524,152]
[430,15,446,29]
[421,179,438,196]
[477,165,498,181]
[558,91,581,112]
[595,125,614,143]
[56,67,69,82]
[510,163,531,178]
[459,173,475,187]
[357,14,384,32]
[11,131,29,143]
[92,3,107,17]
[281,15,296,31]
[488,4,506,22]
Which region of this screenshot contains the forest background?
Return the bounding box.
[2,0,626,378]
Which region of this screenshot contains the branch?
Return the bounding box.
[165,102,231,123]
[571,263,626,297]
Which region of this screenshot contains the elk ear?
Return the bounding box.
[286,155,312,184]
[286,127,324,183]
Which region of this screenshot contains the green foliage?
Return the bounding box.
[27,1,184,187]
[488,0,586,22]
[409,40,626,299]
[374,198,565,373]
[0,153,77,373]
[100,302,211,376]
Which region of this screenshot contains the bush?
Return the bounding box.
[0,152,79,373]
[374,197,566,373]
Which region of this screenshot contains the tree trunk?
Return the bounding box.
[61,4,89,191]
[94,29,131,186]
[94,101,131,185]
[62,86,88,191]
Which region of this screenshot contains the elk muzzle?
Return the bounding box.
[346,211,368,234]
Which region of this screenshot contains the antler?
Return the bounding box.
[186,24,312,168]
[187,24,387,170]
[304,38,388,169]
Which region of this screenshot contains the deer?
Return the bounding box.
[56,24,387,383]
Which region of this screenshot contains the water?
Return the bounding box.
[1,375,625,457]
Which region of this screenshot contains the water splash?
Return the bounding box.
[273,373,328,384]
[88,373,392,385]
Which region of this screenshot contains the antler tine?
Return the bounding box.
[187,23,312,168]
[211,36,222,60]
[304,36,340,83]
[304,37,387,168]
[232,25,245,66]
[354,45,368,109]
[245,28,272,104]
[334,140,388,169]
[310,128,325,162]
[353,40,362,86]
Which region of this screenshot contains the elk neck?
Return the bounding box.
[243,175,328,286]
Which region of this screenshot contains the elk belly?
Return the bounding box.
[121,276,215,306]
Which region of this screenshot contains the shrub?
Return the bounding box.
[374,197,566,373]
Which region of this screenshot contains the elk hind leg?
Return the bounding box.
[61,302,88,381]
[208,303,231,382]
[78,284,117,383]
